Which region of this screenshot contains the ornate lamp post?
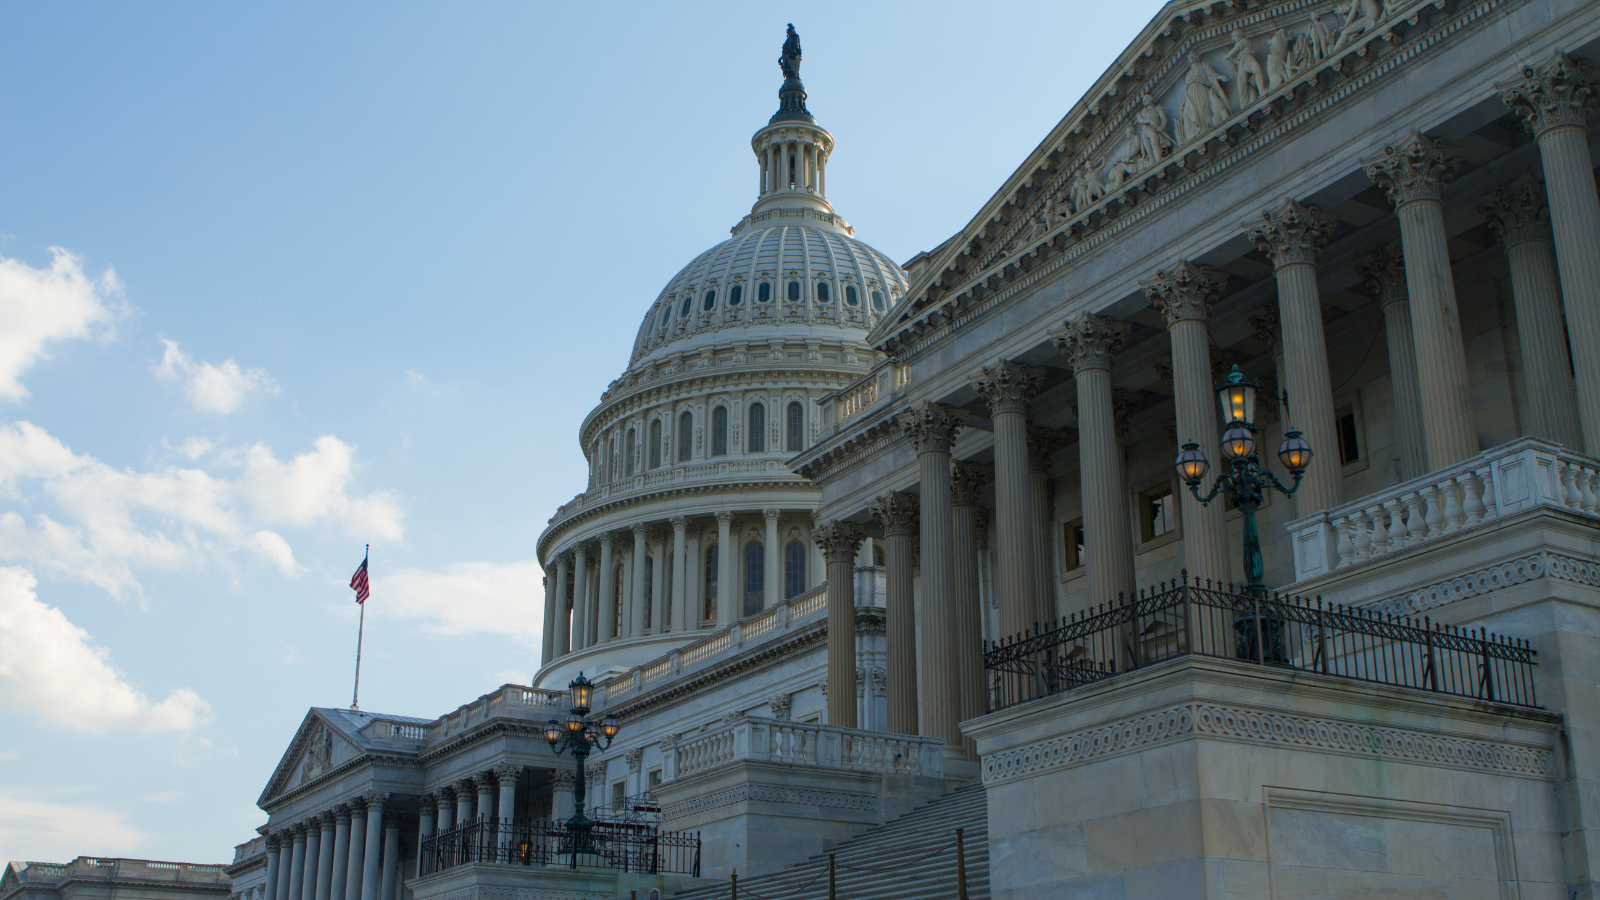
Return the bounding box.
[1174,366,1314,662]
[543,673,620,856]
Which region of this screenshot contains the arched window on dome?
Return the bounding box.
[872,289,886,312]
[624,428,636,477]
[677,411,693,462]
[786,401,805,452]
[743,541,764,617]
[846,285,859,307]
[747,402,766,453]
[648,419,662,470]
[758,282,770,303]
[704,543,718,621]
[729,285,742,306]
[711,406,728,457]
[608,435,618,483]
[681,295,692,317]
[703,289,715,310]
[787,281,801,302]
[816,282,830,304]
[784,540,806,599]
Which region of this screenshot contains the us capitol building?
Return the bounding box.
[11,1,1600,898]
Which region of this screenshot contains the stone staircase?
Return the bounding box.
[673,784,990,900]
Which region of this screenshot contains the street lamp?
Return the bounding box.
[544,673,618,857]
[1174,366,1313,662]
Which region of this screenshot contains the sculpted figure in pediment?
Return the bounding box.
[1302,13,1336,66]
[1068,165,1104,213]
[1103,127,1143,191]
[1177,53,1231,144]
[1334,0,1383,50]
[1225,29,1266,108]
[1133,92,1176,165]
[1266,29,1299,89]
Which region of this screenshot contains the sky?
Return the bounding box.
[0,0,1162,867]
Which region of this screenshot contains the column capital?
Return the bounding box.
[971,359,1044,416]
[950,461,994,508]
[1363,132,1459,207]
[1248,305,1281,356]
[412,794,435,815]
[630,522,649,538]
[869,491,920,537]
[670,516,690,531]
[714,510,734,526]
[361,792,388,813]
[1026,426,1067,475]
[598,532,615,549]
[761,508,781,523]
[292,823,309,838]
[1142,260,1225,325]
[454,778,476,796]
[474,773,496,793]
[548,767,576,791]
[1478,180,1552,248]
[383,810,403,828]
[1499,52,1597,137]
[1052,312,1130,374]
[1355,246,1407,305]
[493,764,521,787]
[624,747,644,773]
[1247,199,1336,268]
[898,402,966,454]
[266,834,281,851]
[431,786,454,805]
[1111,389,1143,437]
[812,521,865,564]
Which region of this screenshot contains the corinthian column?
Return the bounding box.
[649,529,667,631]
[264,837,281,900]
[571,545,590,651]
[299,817,319,900]
[1480,181,1584,449]
[1501,53,1600,453]
[1355,249,1426,479]
[359,794,385,900]
[1249,200,1342,512]
[597,534,616,644]
[540,574,555,665]
[762,510,781,610]
[870,492,920,736]
[315,814,335,900]
[1364,133,1477,469]
[1026,426,1066,623]
[378,814,399,900]
[971,360,1044,637]
[552,555,570,658]
[1144,261,1231,583]
[899,403,966,752]
[813,521,865,728]
[287,825,307,900]
[630,525,648,635]
[715,512,734,626]
[1055,314,1137,608]
[671,517,689,629]
[950,461,992,759]
[342,803,365,900]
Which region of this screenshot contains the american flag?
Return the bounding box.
[350,554,370,604]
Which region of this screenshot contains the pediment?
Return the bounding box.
[257,709,366,809]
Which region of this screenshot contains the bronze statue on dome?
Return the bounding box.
[780,24,802,80]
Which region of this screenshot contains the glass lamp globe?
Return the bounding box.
[1278,430,1314,474]
[1175,442,1210,486]
[600,713,621,740]
[568,673,593,713]
[543,718,562,744]
[564,710,585,733]
[1220,425,1256,461]
[1217,365,1257,425]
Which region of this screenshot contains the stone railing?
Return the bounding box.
[427,685,566,739]
[819,361,910,429]
[549,459,796,527]
[231,836,267,866]
[1287,437,1600,581]
[36,859,229,884]
[666,716,944,782]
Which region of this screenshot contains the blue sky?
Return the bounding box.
[0,1,1159,865]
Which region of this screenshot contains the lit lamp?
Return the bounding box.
[544,672,619,855]
[568,672,593,713]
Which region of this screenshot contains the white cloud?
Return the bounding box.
[0,792,149,862]
[154,339,280,414]
[237,436,403,540]
[0,249,122,402]
[376,560,542,644]
[172,437,214,461]
[0,567,210,733]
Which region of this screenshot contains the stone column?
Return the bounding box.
[649,530,667,632]
[618,551,633,639]
[276,832,297,900]
[330,808,350,900]
[630,524,648,636]
[1355,249,1427,479]
[596,534,616,644]
[342,803,365,900]
[1143,261,1230,583]
[900,402,966,752]
[475,773,496,853]
[1026,426,1066,623]
[434,789,454,833]
[687,530,703,625]
[1364,132,1477,469]
[550,769,576,821]
[494,765,518,853]
[412,797,433,880]
[300,820,320,900]
[1480,181,1584,448]
[1055,314,1137,608]
[763,509,782,609]
[951,462,992,758]
[264,837,281,900]
[1249,199,1342,512]
[378,814,399,900]
[715,512,735,625]
[571,546,590,651]
[671,517,689,630]
[971,360,1044,637]
[1501,53,1600,453]
[540,574,555,665]
[315,815,335,900]
[359,794,385,900]
[552,555,570,658]
[814,521,864,728]
[287,825,307,900]
[870,492,920,736]
[454,782,473,840]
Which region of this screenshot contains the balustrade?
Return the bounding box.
[668,717,944,781]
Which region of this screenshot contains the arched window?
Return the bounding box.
[846,285,859,306]
[729,284,743,306]
[711,407,729,456]
[758,282,771,303]
[648,419,662,469]
[624,429,636,477]
[743,542,764,617]
[816,282,830,303]
[784,541,806,599]
[873,543,885,567]
[872,290,885,312]
[703,289,715,310]
[704,544,718,621]
[680,296,692,317]
[659,306,671,331]
[677,411,693,462]
[608,436,617,483]
[787,281,801,301]
[786,401,804,452]
[747,402,766,453]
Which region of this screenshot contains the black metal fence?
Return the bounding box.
[418,818,700,877]
[984,574,1538,711]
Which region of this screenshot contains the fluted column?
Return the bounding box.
[687,530,703,625]
[314,815,335,900]
[571,546,590,651]
[552,555,570,658]
[715,512,735,625]
[1480,181,1584,448]
[1364,133,1477,469]
[762,510,781,610]
[412,798,433,880]
[1354,249,1427,479]
[1026,426,1066,623]
[596,534,616,644]
[629,525,648,636]
[971,360,1044,637]
[275,833,296,900]
[454,781,473,833]
[900,402,966,751]
[870,492,920,736]
[1502,53,1600,453]
[814,522,865,728]
[301,819,321,900]
[330,808,351,900]
[669,517,689,630]
[951,462,992,758]
[1144,261,1230,583]
[540,575,554,665]
[1250,200,1342,512]
[378,814,399,900]
[649,529,667,631]
[494,765,518,853]
[287,825,307,900]
[434,789,455,833]
[1055,314,1137,609]
[359,795,385,900]
[264,837,282,900]
[342,803,365,900]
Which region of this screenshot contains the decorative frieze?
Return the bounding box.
[1363,131,1460,207]
[1363,550,1600,619]
[662,784,877,821]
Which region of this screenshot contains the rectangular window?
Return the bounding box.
[1337,405,1361,465]
[712,407,728,456]
[1063,518,1084,572]
[748,403,766,453]
[648,770,662,790]
[611,781,625,809]
[678,411,693,462]
[704,544,718,621]
[1141,484,1179,542]
[786,401,804,452]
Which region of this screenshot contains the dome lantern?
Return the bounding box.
[751,25,835,219]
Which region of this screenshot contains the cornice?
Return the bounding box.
[539,479,821,561]
[794,408,910,483]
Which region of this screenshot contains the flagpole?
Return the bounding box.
[352,544,368,711]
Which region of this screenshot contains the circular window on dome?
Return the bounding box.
[757,282,770,303]
[871,290,885,312]
[702,289,715,310]
[845,285,859,306]
[787,281,801,302]
[681,295,693,317]
[816,282,830,303]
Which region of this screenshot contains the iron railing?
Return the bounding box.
[418,818,699,877]
[984,574,1538,712]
